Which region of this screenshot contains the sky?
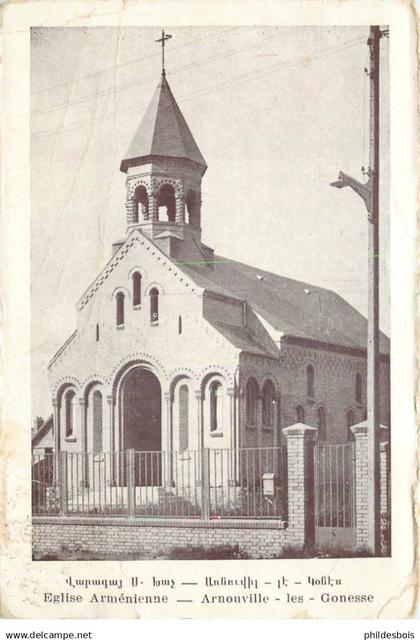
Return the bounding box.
[30,26,389,419]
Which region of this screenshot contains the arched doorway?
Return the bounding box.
[120,367,162,485]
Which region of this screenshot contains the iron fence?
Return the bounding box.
[314,442,355,528]
[32,446,287,520]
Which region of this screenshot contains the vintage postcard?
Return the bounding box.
[0,0,417,620]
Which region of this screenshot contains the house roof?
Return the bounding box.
[32,415,53,449]
[120,74,207,173]
[175,255,390,355]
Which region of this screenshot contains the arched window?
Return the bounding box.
[296,405,305,423]
[178,385,189,451]
[355,372,363,405]
[157,184,176,222]
[150,288,159,323]
[262,380,275,428]
[246,378,258,425]
[132,272,142,307]
[306,364,315,398]
[178,315,182,334]
[116,292,125,327]
[65,390,76,438]
[210,380,222,432]
[347,409,355,441]
[317,407,326,441]
[92,390,103,453]
[133,185,148,222]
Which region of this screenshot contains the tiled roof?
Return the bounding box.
[120,75,207,173]
[176,255,390,355]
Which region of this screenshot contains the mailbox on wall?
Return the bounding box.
[262,472,275,497]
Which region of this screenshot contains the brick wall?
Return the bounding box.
[240,347,390,446]
[33,518,288,559]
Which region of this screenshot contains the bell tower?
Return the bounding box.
[120,36,208,260]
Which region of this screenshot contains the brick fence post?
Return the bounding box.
[380,440,390,555]
[283,423,317,548]
[380,441,389,516]
[350,422,369,548]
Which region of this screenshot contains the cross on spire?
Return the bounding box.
[155,29,172,77]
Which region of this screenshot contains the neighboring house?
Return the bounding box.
[46,71,390,481]
[32,415,54,453]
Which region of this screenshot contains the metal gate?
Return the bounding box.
[314,442,356,548]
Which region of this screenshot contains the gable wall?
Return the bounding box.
[50,236,237,389]
[48,234,242,454]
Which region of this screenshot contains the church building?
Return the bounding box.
[44,65,390,480]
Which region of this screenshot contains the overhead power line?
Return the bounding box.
[32,30,285,116]
[31,27,238,96]
[31,36,366,140]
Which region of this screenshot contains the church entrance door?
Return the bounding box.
[121,367,162,486]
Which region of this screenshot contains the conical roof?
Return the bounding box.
[120,74,207,173]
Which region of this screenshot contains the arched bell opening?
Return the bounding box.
[133,185,149,222]
[157,184,176,222]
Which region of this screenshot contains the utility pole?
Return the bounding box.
[330,25,387,556]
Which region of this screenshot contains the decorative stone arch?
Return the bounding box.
[53,377,82,403]
[169,373,195,453]
[155,181,177,222]
[199,366,233,394]
[82,377,108,401]
[54,379,81,446]
[126,178,151,225]
[260,373,280,395]
[144,282,163,324]
[238,367,260,389]
[133,185,149,222]
[127,177,151,199]
[111,287,129,327]
[110,285,131,301]
[127,267,145,308]
[128,265,148,282]
[110,353,167,399]
[82,379,107,454]
[144,281,164,297]
[111,361,164,470]
[168,370,197,398]
[200,371,227,438]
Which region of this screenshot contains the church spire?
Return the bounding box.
[120,74,207,174]
[120,33,208,259]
